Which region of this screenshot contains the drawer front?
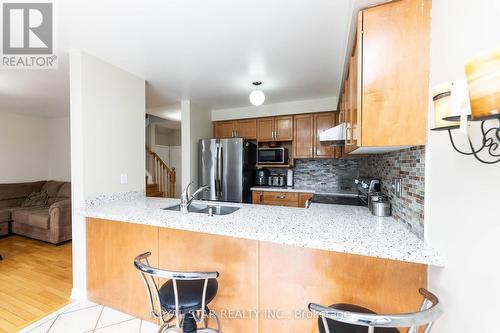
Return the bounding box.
[262,191,299,204]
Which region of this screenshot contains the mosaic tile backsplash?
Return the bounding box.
[270,158,360,193]
[359,146,426,239]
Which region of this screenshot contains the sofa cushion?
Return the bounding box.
[0,181,45,201]
[0,208,12,223]
[57,183,71,198]
[41,181,65,198]
[12,208,50,230]
[21,190,49,207]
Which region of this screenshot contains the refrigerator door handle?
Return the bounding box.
[216,145,220,198]
[219,146,224,198]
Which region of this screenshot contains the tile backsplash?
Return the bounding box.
[359,146,426,239]
[270,158,360,193]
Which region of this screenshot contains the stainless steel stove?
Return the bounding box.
[311,193,365,206]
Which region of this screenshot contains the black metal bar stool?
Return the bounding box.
[134,252,221,333]
[308,288,442,333]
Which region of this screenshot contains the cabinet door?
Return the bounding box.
[257,117,275,142]
[275,116,294,141]
[252,191,264,204]
[345,56,357,153]
[314,112,337,158]
[298,192,314,208]
[214,121,235,138]
[235,119,257,139]
[293,114,314,158]
[361,0,430,146]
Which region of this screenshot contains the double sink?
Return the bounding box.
[163,203,240,216]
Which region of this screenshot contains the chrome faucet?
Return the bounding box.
[180,182,210,214]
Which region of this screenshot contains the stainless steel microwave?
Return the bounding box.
[257,147,288,164]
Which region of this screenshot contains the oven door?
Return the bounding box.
[257,148,286,164]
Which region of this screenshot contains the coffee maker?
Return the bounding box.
[256,169,270,186]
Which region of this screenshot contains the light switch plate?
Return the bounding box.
[392,178,403,198]
[120,173,128,185]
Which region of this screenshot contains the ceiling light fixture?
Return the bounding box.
[249,81,265,106]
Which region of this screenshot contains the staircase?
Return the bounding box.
[146,145,176,198]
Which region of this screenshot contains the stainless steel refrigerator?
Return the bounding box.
[199,138,256,203]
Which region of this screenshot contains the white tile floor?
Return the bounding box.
[19,301,160,333]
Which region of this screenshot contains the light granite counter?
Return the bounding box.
[83,196,444,266]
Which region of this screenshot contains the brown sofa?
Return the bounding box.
[0,181,72,244]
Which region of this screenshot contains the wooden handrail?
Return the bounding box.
[146,145,176,198]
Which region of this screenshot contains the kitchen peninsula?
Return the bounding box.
[84,195,442,332]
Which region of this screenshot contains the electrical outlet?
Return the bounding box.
[120,173,128,185]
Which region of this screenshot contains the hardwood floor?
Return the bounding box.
[0,235,72,333]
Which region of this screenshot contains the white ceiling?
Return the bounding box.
[0,0,384,118]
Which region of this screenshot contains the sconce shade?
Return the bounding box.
[465,49,500,120]
[431,82,460,131]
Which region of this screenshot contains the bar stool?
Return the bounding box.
[134,252,221,333]
[308,288,442,333]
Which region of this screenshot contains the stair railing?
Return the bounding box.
[146,145,176,198]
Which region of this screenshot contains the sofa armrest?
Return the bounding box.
[49,199,71,213]
[48,199,72,243]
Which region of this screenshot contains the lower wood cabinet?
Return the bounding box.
[87,218,427,333]
[252,190,313,208]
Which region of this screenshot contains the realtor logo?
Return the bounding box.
[1,1,57,68]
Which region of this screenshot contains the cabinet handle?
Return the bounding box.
[276,195,286,199]
[234,130,237,137]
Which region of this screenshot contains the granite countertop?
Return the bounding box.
[83,196,444,267]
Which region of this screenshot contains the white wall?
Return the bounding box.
[70,50,145,299]
[181,100,212,189]
[426,0,500,331]
[0,112,70,183]
[48,116,71,181]
[211,96,337,121]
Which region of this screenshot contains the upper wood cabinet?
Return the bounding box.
[235,119,257,139]
[314,112,339,158]
[257,116,293,142]
[214,121,236,139]
[294,112,339,159]
[293,114,314,158]
[213,119,257,139]
[340,0,430,152]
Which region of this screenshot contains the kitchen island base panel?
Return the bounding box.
[86,218,159,322]
[259,241,427,331]
[86,218,427,332]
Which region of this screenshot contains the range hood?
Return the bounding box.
[319,122,346,146]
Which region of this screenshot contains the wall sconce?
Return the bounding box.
[432,50,500,164]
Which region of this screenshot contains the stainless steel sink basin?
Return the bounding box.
[163,203,240,215]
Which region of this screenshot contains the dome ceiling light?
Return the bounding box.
[249,81,265,106]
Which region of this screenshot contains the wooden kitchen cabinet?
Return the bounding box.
[252,190,314,208]
[293,114,314,158]
[213,119,257,139]
[314,112,339,157]
[274,116,294,141]
[256,117,275,141]
[293,112,339,159]
[360,0,430,146]
[257,116,293,142]
[338,0,430,153]
[213,120,236,139]
[298,192,314,208]
[235,118,257,139]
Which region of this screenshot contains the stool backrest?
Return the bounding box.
[133,252,219,327]
[308,288,442,333]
